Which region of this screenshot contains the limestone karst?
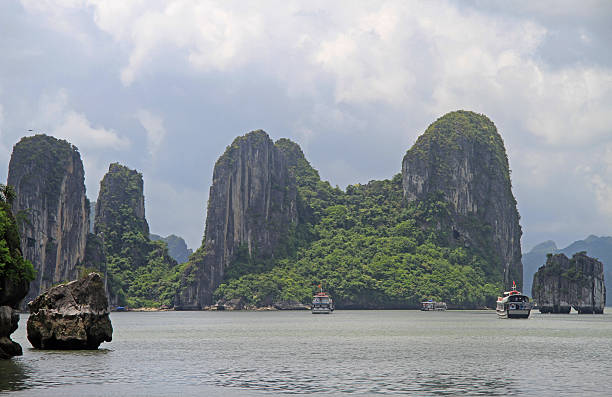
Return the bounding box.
[402,111,522,289]
[532,252,605,314]
[7,135,90,306]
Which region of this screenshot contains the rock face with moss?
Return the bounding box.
[176,130,298,308]
[402,111,522,289]
[0,185,35,359]
[94,163,177,307]
[532,252,605,314]
[27,272,112,349]
[7,135,90,306]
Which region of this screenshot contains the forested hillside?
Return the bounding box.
[193,111,516,309]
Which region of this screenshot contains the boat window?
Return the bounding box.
[321,298,329,303]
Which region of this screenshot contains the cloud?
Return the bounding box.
[136,109,165,157]
[90,1,264,86]
[39,90,129,150]
[30,90,130,199]
[10,0,612,249]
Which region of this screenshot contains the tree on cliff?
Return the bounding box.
[0,184,35,285]
[0,184,34,359]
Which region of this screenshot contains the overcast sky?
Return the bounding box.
[1,1,611,252]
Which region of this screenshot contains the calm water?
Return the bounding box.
[2,310,612,396]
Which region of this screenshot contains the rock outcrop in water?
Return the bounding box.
[402,111,522,289]
[523,235,612,303]
[7,135,90,306]
[532,252,605,314]
[176,130,298,308]
[27,272,112,349]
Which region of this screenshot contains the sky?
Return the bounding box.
[0,0,611,252]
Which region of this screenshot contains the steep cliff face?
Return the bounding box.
[176,130,298,308]
[0,184,34,359]
[532,252,605,314]
[7,135,89,305]
[95,163,177,307]
[95,163,149,240]
[402,111,522,289]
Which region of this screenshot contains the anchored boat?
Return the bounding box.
[496,282,531,319]
[421,300,447,311]
[312,291,334,314]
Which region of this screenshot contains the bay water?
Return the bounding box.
[2,310,612,396]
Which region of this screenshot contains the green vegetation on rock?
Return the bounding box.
[95,163,179,307]
[214,158,501,308]
[0,184,35,285]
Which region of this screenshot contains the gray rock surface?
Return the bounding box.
[27,273,113,349]
[402,111,522,289]
[532,252,605,314]
[0,277,29,359]
[8,135,90,307]
[176,130,298,308]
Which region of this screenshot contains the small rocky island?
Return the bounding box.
[27,272,113,349]
[532,252,605,314]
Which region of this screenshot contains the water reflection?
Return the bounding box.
[0,359,30,392]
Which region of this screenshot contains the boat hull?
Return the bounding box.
[497,308,531,319]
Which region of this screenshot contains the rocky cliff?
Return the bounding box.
[7,135,90,306]
[94,163,177,307]
[176,130,298,308]
[0,184,34,359]
[95,163,149,240]
[532,252,605,314]
[402,111,522,289]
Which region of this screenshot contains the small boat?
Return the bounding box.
[421,300,447,311]
[496,282,531,319]
[312,291,334,314]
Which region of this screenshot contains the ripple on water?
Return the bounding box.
[3,310,612,396]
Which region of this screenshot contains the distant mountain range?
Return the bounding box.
[150,234,193,264]
[523,235,612,301]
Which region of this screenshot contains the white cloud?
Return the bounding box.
[101,1,264,86]
[136,109,166,157]
[30,90,130,199]
[38,90,129,150]
[13,0,612,248]
[54,111,129,150]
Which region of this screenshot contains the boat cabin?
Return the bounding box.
[312,292,334,314]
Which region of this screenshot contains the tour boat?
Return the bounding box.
[312,291,334,314]
[421,300,447,311]
[496,282,531,319]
